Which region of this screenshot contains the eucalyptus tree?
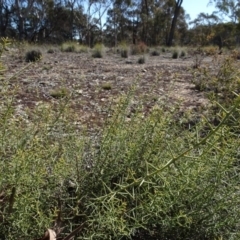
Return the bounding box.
[105,0,133,46]
[208,0,240,46]
[189,13,220,46]
[0,0,15,36]
[209,0,240,22]
[166,0,183,46]
[13,0,35,40]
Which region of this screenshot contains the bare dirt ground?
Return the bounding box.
[2,48,211,129]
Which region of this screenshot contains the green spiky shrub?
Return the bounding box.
[72,92,240,240]
[0,38,240,240]
[192,57,240,104]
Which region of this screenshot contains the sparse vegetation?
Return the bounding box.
[61,42,89,53]
[61,44,75,52]
[1,38,240,240]
[25,49,42,62]
[47,48,55,54]
[92,43,104,58]
[137,55,146,64]
[203,46,218,56]
[49,87,70,98]
[180,50,186,57]
[118,42,129,58]
[121,49,128,58]
[151,49,160,56]
[101,82,112,90]
[131,42,147,55]
[172,49,179,59]
[192,53,205,69]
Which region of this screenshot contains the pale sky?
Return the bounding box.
[182,0,217,21]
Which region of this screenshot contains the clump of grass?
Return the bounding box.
[203,46,217,56]
[63,45,75,52]
[121,49,128,58]
[42,65,52,71]
[192,57,240,103]
[230,49,240,60]
[101,82,112,90]
[49,87,69,99]
[172,49,179,59]
[61,42,89,53]
[192,54,204,69]
[137,55,146,64]
[118,42,129,58]
[180,50,186,57]
[77,44,89,53]
[151,49,160,56]
[131,42,147,55]
[92,43,104,58]
[61,42,77,52]
[47,48,55,54]
[25,50,42,62]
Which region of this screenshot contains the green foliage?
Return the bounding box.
[180,50,186,57]
[77,44,89,53]
[151,49,160,56]
[25,50,42,62]
[101,82,112,90]
[137,55,146,64]
[75,94,240,239]
[192,55,240,126]
[49,87,70,99]
[131,42,148,55]
[0,40,240,239]
[61,45,75,52]
[61,42,89,53]
[172,49,179,59]
[118,42,129,58]
[203,46,218,56]
[121,49,128,58]
[0,38,10,75]
[47,48,55,54]
[192,57,240,104]
[92,43,104,58]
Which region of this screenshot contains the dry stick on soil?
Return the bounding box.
[8,62,33,81]
[62,223,85,240]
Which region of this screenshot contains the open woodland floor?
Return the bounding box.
[1,44,240,239]
[2,46,213,129]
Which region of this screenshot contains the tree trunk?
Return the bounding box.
[0,6,11,37]
[166,0,183,46]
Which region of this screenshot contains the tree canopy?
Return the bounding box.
[0,0,239,47]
